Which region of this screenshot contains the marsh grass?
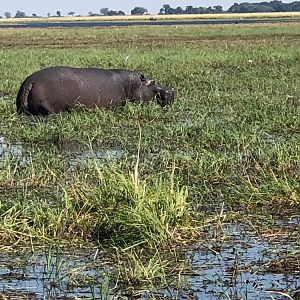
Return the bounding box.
[117,250,169,286]
[0,141,193,247]
[0,22,299,294]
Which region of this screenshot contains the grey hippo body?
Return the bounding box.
[16,66,175,115]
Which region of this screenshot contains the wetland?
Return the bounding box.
[0,22,299,299]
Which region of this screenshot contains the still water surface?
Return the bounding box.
[0,222,299,299]
[0,18,298,29]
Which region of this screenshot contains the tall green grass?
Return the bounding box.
[0,23,299,251]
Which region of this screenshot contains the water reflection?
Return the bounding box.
[187,222,300,299]
[1,136,300,298]
[0,18,293,30]
[0,136,25,167]
[0,249,114,299]
[0,136,124,170]
[0,221,299,299]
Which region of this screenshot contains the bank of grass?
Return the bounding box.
[0,23,299,287]
[0,154,191,247]
[1,11,300,24]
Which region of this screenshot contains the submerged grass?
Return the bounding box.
[0,22,299,292]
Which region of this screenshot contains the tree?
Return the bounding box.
[116,10,125,15]
[131,7,148,15]
[163,4,171,14]
[197,7,208,13]
[185,6,195,14]
[269,0,284,11]
[47,12,51,17]
[159,4,171,14]
[228,2,275,12]
[100,8,109,15]
[228,3,244,12]
[168,6,184,14]
[15,10,26,18]
[159,4,224,15]
[206,6,215,13]
[56,10,61,17]
[32,13,37,17]
[288,2,300,11]
[4,12,11,18]
[213,6,223,13]
[68,11,75,16]
[107,10,125,16]
[175,6,184,14]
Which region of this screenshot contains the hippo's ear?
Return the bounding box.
[140,75,155,86]
[145,79,155,86]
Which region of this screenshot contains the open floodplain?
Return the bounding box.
[0,21,300,299]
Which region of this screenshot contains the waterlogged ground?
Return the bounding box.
[0,134,124,171]
[187,220,300,299]
[1,136,300,299]
[0,220,299,299]
[0,23,300,299]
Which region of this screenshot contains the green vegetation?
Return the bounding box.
[159,1,300,14]
[0,23,299,293]
[2,0,300,19]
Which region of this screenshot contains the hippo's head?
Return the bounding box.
[139,75,175,107]
[155,85,175,107]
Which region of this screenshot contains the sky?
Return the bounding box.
[1,0,295,17]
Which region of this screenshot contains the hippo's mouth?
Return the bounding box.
[155,93,164,106]
[155,90,174,107]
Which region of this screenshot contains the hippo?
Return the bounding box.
[16,66,175,115]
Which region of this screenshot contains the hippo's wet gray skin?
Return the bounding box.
[16,66,175,115]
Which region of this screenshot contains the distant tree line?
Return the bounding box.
[228,0,300,12]
[2,1,300,18]
[1,6,146,18]
[159,4,223,14]
[158,1,300,14]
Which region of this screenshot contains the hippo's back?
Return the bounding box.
[16,66,130,115]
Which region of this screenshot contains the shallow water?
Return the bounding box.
[0,221,299,299]
[64,141,124,170]
[0,18,298,29]
[1,138,299,299]
[0,136,124,169]
[186,221,300,299]
[0,136,24,167]
[0,249,114,299]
